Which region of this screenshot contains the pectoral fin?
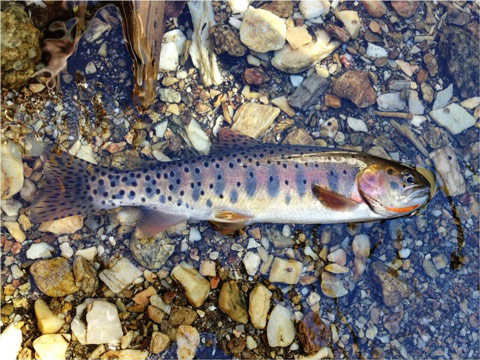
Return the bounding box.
[136,208,187,237]
[312,184,360,211]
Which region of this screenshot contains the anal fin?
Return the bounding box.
[136,208,187,237]
[312,184,360,211]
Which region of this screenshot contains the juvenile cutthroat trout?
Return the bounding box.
[30,128,432,235]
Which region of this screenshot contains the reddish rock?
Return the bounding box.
[227,337,246,356]
[416,68,428,84]
[260,1,294,18]
[362,0,387,18]
[332,70,377,108]
[298,312,331,355]
[391,0,420,18]
[324,24,351,43]
[325,94,341,108]
[423,53,438,76]
[242,68,265,86]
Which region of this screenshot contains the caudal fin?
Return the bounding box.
[29,152,99,223]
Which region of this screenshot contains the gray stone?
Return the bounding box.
[377,92,406,111]
[288,73,329,110]
[432,84,453,110]
[158,88,181,103]
[429,103,476,135]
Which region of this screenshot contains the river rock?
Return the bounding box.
[0,323,22,360]
[439,26,479,98]
[171,262,210,307]
[391,0,420,18]
[210,24,247,57]
[129,232,175,269]
[423,53,438,76]
[219,281,248,324]
[269,257,303,284]
[240,8,286,53]
[332,70,377,108]
[429,104,476,135]
[243,251,261,276]
[30,257,78,297]
[159,29,187,72]
[298,312,331,355]
[260,1,294,18]
[169,306,197,327]
[432,84,453,110]
[231,103,280,138]
[299,0,330,19]
[38,215,84,235]
[288,73,329,110]
[283,128,316,146]
[249,284,272,329]
[26,242,54,260]
[1,140,24,199]
[430,146,466,196]
[150,332,170,354]
[186,118,211,155]
[377,92,406,111]
[408,91,424,115]
[33,334,70,360]
[362,0,387,18]
[321,272,348,298]
[99,258,142,294]
[148,305,166,323]
[73,255,98,294]
[3,221,26,243]
[366,43,388,58]
[371,261,410,307]
[101,350,148,360]
[286,25,312,50]
[334,10,361,39]
[35,299,65,334]
[176,325,200,360]
[267,304,296,347]
[76,300,123,345]
[421,83,434,103]
[347,117,368,132]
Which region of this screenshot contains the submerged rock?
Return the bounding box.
[332,70,377,108]
[298,312,331,355]
[249,284,272,329]
[30,257,79,297]
[240,8,286,53]
[218,281,248,324]
[231,103,280,138]
[371,261,410,308]
[1,140,24,199]
[267,304,296,347]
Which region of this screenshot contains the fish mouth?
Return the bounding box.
[387,186,431,214]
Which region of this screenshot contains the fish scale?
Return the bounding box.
[30,128,431,235]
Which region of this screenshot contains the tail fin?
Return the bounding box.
[29,151,100,223]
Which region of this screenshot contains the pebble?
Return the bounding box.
[0,323,22,360]
[86,300,123,345]
[324,263,349,274]
[352,234,371,259]
[34,299,65,334]
[246,335,257,350]
[189,227,202,242]
[150,294,171,315]
[159,29,186,72]
[158,88,181,104]
[231,103,280,138]
[288,73,329,110]
[249,284,272,329]
[430,146,466,196]
[33,334,70,360]
[154,121,168,138]
[433,84,453,110]
[99,257,142,293]
[423,259,439,279]
[38,215,84,235]
[362,0,387,18]
[290,75,304,87]
[30,257,79,297]
[327,249,347,266]
[186,119,211,155]
[176,325,200,360]
[334,10,361,39]
[150,332,170,354]
[432,254,448,270]
[377,92,406,111]
[75,247,97,261]
[268,257,303,284]
[1,140,24,199]
[20,178,36,202]
[332,70,376,108]
[171,262,210,307]
[267,304,296,347]
[408,91,425,115]
[460,97,480,109]
[430,104,476,135]
[210,24,247,57]
[85,61,96,74]
[218,281,248,324]
[11,264,24,279]
[199,259,216,277]
[73,255,98,294]
[371,261,410,307]
[391,0,420,18]
[321,272,348,298]
[286,26,312,50]
[100,350,148,360]
[284,128,316,146]
[148,305,166,323]
[396,60,418,77]
[129,232,175,269]
[366,43,388,58]
[3,221,26,242]
[423,53,438,76]
[325,94,341,108]
[398,248,411,259]
[298,312,331,355]
[243,67,266,86]
[272,29,340,74]
[240,8,286,53]
[26,242,54,259]
[271,96,296,117]
[421,83,434,103]
[299,0,330,19]
[243,251,261,276]
[1,199,22,217]
[347,117,368,132]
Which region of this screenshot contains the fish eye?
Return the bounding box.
[402,172,416,185]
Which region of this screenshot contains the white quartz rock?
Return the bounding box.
[228,0,250,14]
[347,117,368,132]
[27,242,55,260]
[159,29,187,72]
[267,305,296,347]
[99,258,142,293]
[1,140,24,199]
[299,0,331,19]
[240,8,286,53]
[33,334,70,360]
[366,43,388,58]
[429,103,476,135]
[0,323,22,360]
[243,251,261,276]
[335,10,361,39]
[186,119,211,155]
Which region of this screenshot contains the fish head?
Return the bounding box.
[357,161,432,218]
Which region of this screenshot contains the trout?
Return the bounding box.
[30,128,432,235]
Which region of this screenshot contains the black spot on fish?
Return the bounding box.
[129,191,135,199]
[99,179,104,186]
[156,189,161,195]
[146,175,151,181]
[136,173,141,179]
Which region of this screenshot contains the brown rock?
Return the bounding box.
[423,126,449,149]
[297,312,331,355]
[73,256,98,295]
[30,258,79,297]
[133,286,156,305]
[332,70,377,108]
[383,310,403,335]
[209,24,247,57]
[371,261,411,307]
[362,0,387,18]
[324,24,350,43]
[218,281,248,324]
[325,94,341,108]
[242,68,265,86]
[420,83,434,103]
[423,53,438,76]
[150,332,170,354]
[288,73,329,110]
[227,337,246,356]
[283,128,315,146]
[260,1,294,18]
[391,0,420,18]
[148,305,166,324]
[169,306,197,326]
[416,68,428,84]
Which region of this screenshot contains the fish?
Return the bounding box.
[29,128,432,235]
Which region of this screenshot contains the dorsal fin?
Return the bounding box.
[212,128,260,150]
